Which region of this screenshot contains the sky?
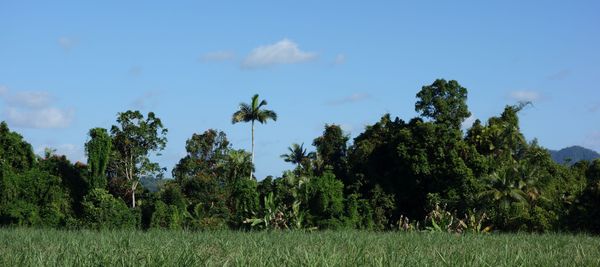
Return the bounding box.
[1,1,599,179]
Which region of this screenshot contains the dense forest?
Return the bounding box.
[1,79,599,233]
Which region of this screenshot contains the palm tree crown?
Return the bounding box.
[281,143,315,166]
[232,94,277,179]
[232,94,278,124]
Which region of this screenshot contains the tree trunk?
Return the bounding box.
[131,181,138,208]
[250,120,255,180]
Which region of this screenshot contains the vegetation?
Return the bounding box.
[1,229,599,266]
[232,94,278,180]
[0,79,599,234]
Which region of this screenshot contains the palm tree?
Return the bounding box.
[232,94,277,179]
[479,169,527,211]
[225,149,254,182]
[281,143,316,168]
[479,161,536,211]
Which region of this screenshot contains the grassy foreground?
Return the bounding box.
[1,229,599,266]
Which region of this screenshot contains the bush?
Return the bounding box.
[81,189,137,229]
[0,168,71,227]
[306,172,345,229]
[150,200,185,229]
[227,179,258,228]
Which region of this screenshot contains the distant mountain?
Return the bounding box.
[549,146,600,165]
[140,176,167,192]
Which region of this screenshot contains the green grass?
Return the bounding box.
[0,229,599,266]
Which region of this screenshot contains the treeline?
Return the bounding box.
[0,79,599,233]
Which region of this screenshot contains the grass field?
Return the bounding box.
[1,229,599,266]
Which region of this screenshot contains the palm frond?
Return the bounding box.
[232,103,253,123]
[251,94,260,109]
[258,99,268,109]
[257,109,277,123]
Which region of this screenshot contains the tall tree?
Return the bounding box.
[232,94,277,179]
[415,79,471,129]
[313,124,349,182]
[172,129,230,182]
[85,128,112,189]
[110,111,167,208]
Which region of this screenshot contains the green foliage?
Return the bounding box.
[110,110,168,208]
[244,192,287,230]
[0,86,598,234]
[232,94,278,125]
[150,201,185,229]
[229,178,259,228]
[0,121,36,172]
[313,124,349,182]
[415,79,471,129]
[38,153,88,217]
[232,94,277,179]
[85,128,112,189]
[368,185,396,230]
[568,159,600,233]
[305,172,345,229]
[424,203,490,234]
[281,143,316,174]
[172,129,230,183]
[0,167,71,227]
[224,149,254,182]
[81,189,137,230]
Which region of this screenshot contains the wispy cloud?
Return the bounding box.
[132,91,160,110]
[128,66,143,76]
[327,93,370,106]
[0,87,73,129]
[333,54,346,65]
[200,51,235,62]
[58,36,76,51]
[6,91,54,109]
[242,39,317,69]
[588,102,600,113]
[546,69,571,81]
[5,107,74,129]
[508,90,542,102]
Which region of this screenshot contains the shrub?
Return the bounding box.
[81,189,137,229]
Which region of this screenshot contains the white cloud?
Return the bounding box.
[7,91,54,109]
[58,36,76,51]
[5,107,73,129]
[200,51,235,62]
[327,93,370,106]
[333,54,346,65]
[0,87,74,129]
[508,90,541,102]
[242,39,317,69]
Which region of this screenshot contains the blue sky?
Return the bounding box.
[1,1,599,179]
